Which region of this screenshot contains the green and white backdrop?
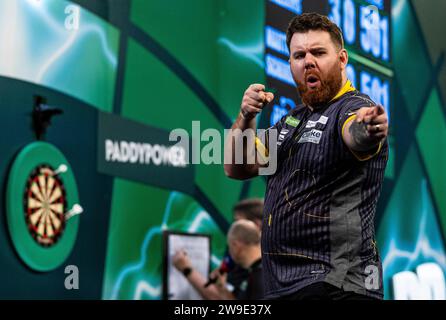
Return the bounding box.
[0,0,444,300]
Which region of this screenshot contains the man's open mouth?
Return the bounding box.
[306,75,320,88]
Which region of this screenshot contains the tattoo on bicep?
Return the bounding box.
[348,121,371,150]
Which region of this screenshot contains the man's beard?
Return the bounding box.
[296,64,342,108]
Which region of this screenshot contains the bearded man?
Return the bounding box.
[224,12,388,300]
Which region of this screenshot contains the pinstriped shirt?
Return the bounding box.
[261,90,388,299]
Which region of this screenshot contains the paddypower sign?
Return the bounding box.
[97,112,194,193]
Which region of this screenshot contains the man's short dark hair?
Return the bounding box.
[233,198,264,222]
[286,12,344,51]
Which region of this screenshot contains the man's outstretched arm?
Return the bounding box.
[342,105,388,159]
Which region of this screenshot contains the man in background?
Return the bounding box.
[172,198,264,299]
[173,219,263,300]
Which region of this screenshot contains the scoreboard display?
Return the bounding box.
[262,0,393,127]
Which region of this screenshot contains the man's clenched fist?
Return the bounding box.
[240,84,274,121]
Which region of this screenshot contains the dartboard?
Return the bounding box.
[24,164,67,247]
[7,142,80,272]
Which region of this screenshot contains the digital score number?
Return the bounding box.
[329,0,390,63]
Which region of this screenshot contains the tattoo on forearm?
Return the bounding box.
[349,121,376,151]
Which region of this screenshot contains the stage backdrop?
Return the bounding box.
[0,0,444,300]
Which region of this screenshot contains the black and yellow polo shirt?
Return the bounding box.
[260,80,388,299]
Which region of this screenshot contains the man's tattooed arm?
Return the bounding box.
[348,120,380,152]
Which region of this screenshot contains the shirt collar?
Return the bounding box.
[330,79,356,102]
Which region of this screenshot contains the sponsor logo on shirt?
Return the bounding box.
[285,116,300,127]
[305,115,329,128]
[298,129,323,144]
[278,128,289,145]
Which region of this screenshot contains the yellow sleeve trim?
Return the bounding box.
[342,113,357,134]
[341,114,383,162]
[255,136,269,163]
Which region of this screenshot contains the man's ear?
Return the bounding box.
[254,219,262,230]
[339,48,348,68]
[229,239,237,250]
[232,239,243,253]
